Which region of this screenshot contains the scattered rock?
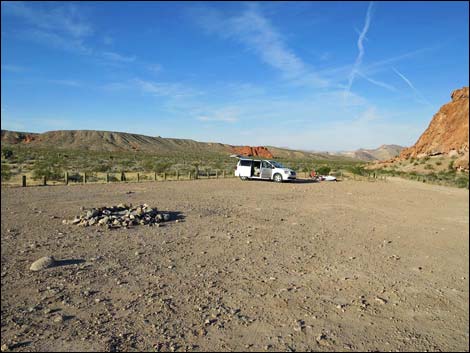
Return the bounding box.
[53,314,64,323]
[66,204,174,228]
[375,296,387,305]
[30,256,55,271]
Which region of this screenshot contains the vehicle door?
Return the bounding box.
[260,160,273,179]
[238,159,252,177]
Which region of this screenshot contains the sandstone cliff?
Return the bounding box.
[399,87,469,161]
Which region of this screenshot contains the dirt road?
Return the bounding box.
[1,178,468,351]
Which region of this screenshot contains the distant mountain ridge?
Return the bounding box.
[0,129,357,161]
[326,144,405,161]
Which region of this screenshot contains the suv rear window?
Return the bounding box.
[239,160,252,167]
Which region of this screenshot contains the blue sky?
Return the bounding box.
[1,1,468,151]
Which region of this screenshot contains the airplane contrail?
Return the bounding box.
[393,67,431,105]
[345,1,374,97]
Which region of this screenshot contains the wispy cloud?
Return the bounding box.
[4,2,137,67]
[101,51,136,63]
[192,4,328,87]
[1,64,25,73]
[133,78,203,99]
[147,64,163,74]
[197,114,238,123]
[345,1,374,96]
[2,1,93,38]
[47,79,81,87]
[393,68,431,105]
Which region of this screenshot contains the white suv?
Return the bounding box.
[234,157,296,182]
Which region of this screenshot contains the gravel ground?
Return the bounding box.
[1,177,469,352]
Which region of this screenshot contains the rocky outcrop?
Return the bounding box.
[231,146,274,158]
[399,87,469,160]
[1,130,38,144]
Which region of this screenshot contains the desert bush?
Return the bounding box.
[347,165,367,176]
[435,160,442,166]
[455,175,469,188]
[316,166,331,175]
[448,160,455,170]
[67,172,83,183]
[424,164,434,170]
[2,148,13,159]
[1,163,12,181]
[32,160,63,181]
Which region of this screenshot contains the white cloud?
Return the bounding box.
[196,107,240,123]
[147,64,163,74]
[101,51,136,63]
[1,64,25,73]
[47,79,81,87]
[3,2,93,38]
[193,4,328,87]
[133,78,203,99]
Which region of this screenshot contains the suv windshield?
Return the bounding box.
[270,161,285,168]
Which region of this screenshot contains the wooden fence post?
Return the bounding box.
[216,170,218,179]
[43,176,47,186]
[188,172,191,180]
[137,173,140,182]
[223,170,226,178]
[163,172,166,181]
[154,172,157,181]
[22,175,26,187]
[121,172,125,182]
[65,171,68,185]
[176,170,179,180]
[83,172,86,184]
[106,173,109,183]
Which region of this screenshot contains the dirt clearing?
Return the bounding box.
[1,178,468,351]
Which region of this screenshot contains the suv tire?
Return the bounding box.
[273,173,283,183]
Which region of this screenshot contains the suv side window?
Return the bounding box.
[240,160,252,167]
[261,161,270,168]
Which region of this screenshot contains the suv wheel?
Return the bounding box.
[273,173,283,183]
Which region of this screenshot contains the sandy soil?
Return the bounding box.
[1,178,469,352]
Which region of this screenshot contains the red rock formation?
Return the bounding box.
[399,86,469,160]
[232,146,274,158]
[23,134,37,143]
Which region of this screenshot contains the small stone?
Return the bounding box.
[1,344,10,352]
[30,256,56,271]
[53,314,64,323]
[375,297,387,305]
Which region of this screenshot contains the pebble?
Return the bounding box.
[53,314,64,323]
[30,256,55,271]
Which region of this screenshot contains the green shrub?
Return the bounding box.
[316,166,331,175]
[32,160,63,181]
[424,164,434,170]
[1,163,12,181]
[2,148,13,159]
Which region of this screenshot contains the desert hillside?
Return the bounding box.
[1,129,358,161]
